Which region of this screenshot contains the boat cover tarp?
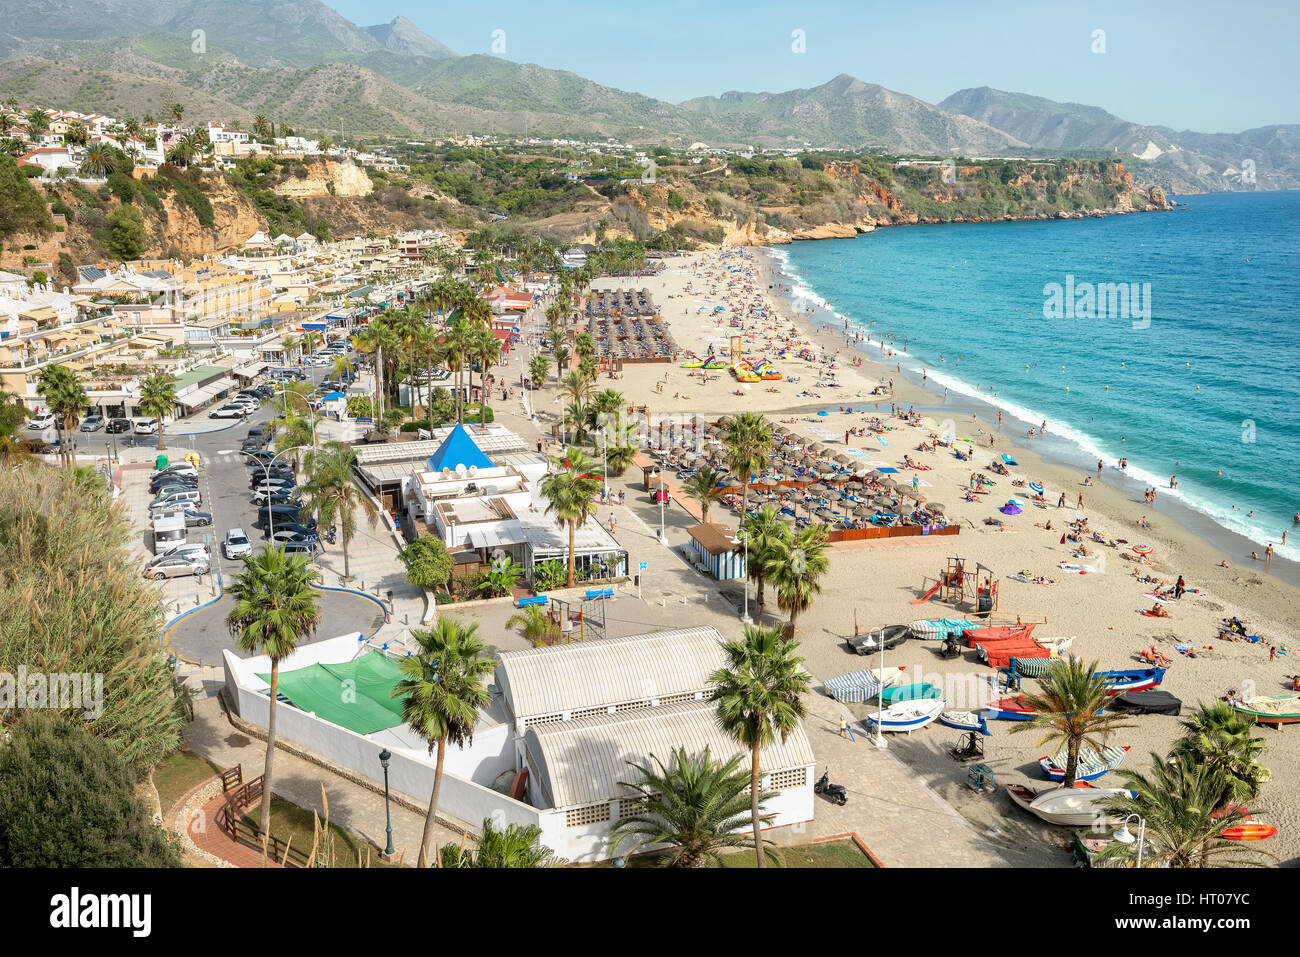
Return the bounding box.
[1111,690,1183,715]
[824,669,882,704]
[1009,656,1060,678]
[981,642,1049,669]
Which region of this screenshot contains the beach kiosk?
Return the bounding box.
[685,524,747,580]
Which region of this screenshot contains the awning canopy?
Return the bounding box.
[178,381,227,409]
[301,321,328,331]
[466,520,525,550]
[233,360,267,378]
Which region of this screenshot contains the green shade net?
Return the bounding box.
[258,650,409,735]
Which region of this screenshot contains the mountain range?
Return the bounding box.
[0,0,1295,193]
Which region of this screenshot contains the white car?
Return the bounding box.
[151,462,198,480]
[142,554,209,580]
[223,528,253,560]
[27,412,56,430]
[209,405,246,419]
[134,419,159,435]
[161,542,211,563]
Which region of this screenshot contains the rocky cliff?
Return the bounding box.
[272,160,374,199]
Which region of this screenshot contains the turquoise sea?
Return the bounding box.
[771,190,1300,565]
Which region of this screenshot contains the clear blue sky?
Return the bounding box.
[332,0,1299,132]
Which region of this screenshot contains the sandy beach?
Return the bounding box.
[587,249,1300,866]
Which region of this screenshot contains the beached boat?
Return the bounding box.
[909,617,976,640]
[881,682,942,704]
[863,697,944,734]
[845,624,910,655]
[1232,692,1300,725]
[1039,745,1131,782]
[985,696,1037,721]
[939,710,990,735]
[1110,690,1182,715]
[1099,668,1166,694]
[964,623,1037,647]
[979,641,1049,669]
[1035,635,1075,654]
[1006,782,1134,827]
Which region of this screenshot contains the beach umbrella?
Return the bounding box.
[834,453,853,464]
[725,478,744,489]
[929,503,947,514]
[999,503,1023,515]
[1132,544,1153,556]
[1028,482,1044,496]
[1007,497,1025,507]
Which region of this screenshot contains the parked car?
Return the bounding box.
[80,415,105,432]
[181,508,213,528]
[27,412,56,431]
[253,385,276,398]
[159,542,211,563]
[243,450,276,466]
[151,479,199,496]
[280,541,317,557]
[252,489,297,507]
[209,405,246,419]
[240,438,265,454]
[255,505,309,530]
[249,470,294,486]
[247,425,270,441]
[106,418,131,434]
[149,488,202,510]
[265,523,316,542]
[151,462,198,480]
[142,554,209,580]
[223,528,253,560]
[134,419,158,435]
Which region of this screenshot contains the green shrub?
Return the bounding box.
[400,535,454,590]
[0,714,181,867]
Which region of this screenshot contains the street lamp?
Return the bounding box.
[729,529,751,624]
[655,467,667,545]
[871,624,888,750]
[240,445,305,541]
[378,748,395,857]
[1114,814,1146,867]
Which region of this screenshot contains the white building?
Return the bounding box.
[223,625,816,862]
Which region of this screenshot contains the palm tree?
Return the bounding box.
[170,102,185,125]
[137,372,177,451]
[226,546,321,835]
[528,354,549,389]
[709,624,808,867]
[611,747,776,867]
[471,325,502,409]
[505,604,561,646]
[1171,702,1270,808]
[539,446,600,587]
[1010,657,1134,788]
[743,505,788,617]
[771,523,830,635]
[37,365,87,469]
[683,464,724,524]
[393,619,494,868]
[552,344,571,387]
[724,412,771,522]
[440,817,561,868]
[79,144,109,178]
[559,370,594,442]
[302,442,379,579]
[1100,754,1270,868]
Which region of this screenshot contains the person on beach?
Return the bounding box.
[1058,493,1066,508]
[1266,544,1273,567]
[1077,493,1085,510]
[1174,575,1186,599]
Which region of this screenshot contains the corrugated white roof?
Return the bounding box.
[497,626,727,721]
[524,699,814,809]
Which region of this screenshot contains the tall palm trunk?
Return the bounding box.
[567,518,577,587]
[1063,738,1080,789]
[260,660,280,837]
[374,345,384,423]
[155,417,165,451]
[750,742,765,868]
[342,531,351,579]
[419,736,447,867]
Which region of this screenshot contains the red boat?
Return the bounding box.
[980,641,1050,669]
[985,696,1038,721]
[964,624,1037,648]
[1213,805,1279,841]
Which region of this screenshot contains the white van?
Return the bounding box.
[151,510,186,553]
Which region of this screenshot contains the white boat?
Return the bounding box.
[1006,783,1133,827]
[1036,636,1075,654]
[868,666,906,688]
[938,710,990,735]
[863,697,944,734]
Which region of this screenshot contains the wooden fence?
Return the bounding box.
[215,769,310,868]
[828,525,960,543]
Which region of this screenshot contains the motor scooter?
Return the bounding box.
[814,767,847,806]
